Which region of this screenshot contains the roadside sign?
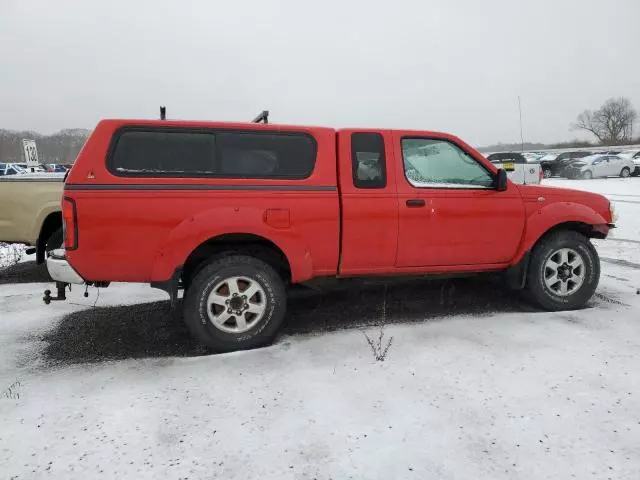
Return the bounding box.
[22,139,39,167]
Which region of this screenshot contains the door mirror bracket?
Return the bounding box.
[495,169,508,191]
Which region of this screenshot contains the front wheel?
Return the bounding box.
[525,231,599,310]
[620,167,631,178]
[183,255,287,352]
[543,168,552,178]
[582,170,593,180]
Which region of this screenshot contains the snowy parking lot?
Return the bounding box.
[1,178,640,479]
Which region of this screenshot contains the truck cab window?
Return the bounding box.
[351,132,386,188]
[402,138,493,189]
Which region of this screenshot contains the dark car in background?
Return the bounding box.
[550,151,593,178]
[538,153,559,178]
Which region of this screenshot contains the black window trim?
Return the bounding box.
[106,125,318,179]
[351,131,387,189]
[400,136,496,190]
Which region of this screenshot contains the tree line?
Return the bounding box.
[481,97,638,153]
[0,128,90,164]
[3,97,637,161]
[573,97,638,145]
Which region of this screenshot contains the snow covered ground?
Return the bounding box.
[1,179,640,479]
[545,177,640,265]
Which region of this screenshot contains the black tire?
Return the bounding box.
[183,255,287,352]
[525,231,599,311]
[45,227,63,252]
[543,168,552,179]
[582,170,593,180]
[620,167,631,178]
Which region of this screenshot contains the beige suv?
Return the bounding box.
[0,173,65,263]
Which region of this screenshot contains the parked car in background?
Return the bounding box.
[618,149,640,176]
[45,163,69,173]
[0,173,65,266]
[537,153,559,178]
[522,152,544,163]
[554,151,594,177]
[486,152,542,184]
[14,163,47,173]
[564,154,634,179]
[0,163,27,176]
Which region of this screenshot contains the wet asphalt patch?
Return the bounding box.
[0,261,50,285]
[37,276,537,365]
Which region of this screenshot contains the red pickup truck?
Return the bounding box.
[46,118,615,352]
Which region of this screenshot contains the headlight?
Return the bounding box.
[609,201,618,223]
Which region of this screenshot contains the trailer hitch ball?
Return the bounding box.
[43,282,68,304]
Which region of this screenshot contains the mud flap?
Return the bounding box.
[150,269,182,310]
[505,251,530,290]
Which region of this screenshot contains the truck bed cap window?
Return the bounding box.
[108,127,317,179]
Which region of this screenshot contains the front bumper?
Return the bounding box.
[563,167,582,178]
[46,249,84,284]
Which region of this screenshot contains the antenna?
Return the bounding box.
[252,110,269,124]
[518,96,524,152]
[160,106,166,120]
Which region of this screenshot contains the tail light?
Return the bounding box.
[62,197,78,250]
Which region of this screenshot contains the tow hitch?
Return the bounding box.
[43,282,69,304]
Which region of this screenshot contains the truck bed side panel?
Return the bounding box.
[64,121,340,283]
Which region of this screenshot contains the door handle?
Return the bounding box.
[406,199,426,208]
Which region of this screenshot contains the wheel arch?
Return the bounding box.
[508,218,606,290]
[181,233,293,288]
[150,205,315,285]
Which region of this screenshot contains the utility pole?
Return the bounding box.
[518,96,524,152]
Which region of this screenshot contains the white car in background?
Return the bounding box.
[618,149,640,176]
[14,162,47,173]
[563,154,635,179]
[0,163,27,176]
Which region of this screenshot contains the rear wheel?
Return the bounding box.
[582,170,593,180]
[543,168,552,178]
[525,231,599,310]
[620,167,631,178]
[183,255,287,352]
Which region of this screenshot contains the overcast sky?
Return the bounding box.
[1,0,638,146]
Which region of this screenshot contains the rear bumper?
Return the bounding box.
[46,249,84,284]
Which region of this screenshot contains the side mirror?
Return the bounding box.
[495,168,508,191]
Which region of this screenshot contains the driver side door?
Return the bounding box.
[394,133,526,267]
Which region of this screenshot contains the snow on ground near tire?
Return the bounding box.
[545,177,640,265]
[1,178,640,479]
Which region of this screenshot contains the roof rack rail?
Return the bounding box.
[252,110,269,124]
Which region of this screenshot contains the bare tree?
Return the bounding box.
[572,97,638,145]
